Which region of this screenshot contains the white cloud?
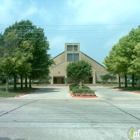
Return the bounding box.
[50,36,66,49]
[66,0,140,24]
[19,4,38,20]
[0,0,42,24]
[0,0,21,24]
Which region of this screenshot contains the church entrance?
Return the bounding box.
[53,77,65,84]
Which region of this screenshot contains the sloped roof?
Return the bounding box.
[52,52,65,59]
[51,51,105,68]
[81,52,105,68]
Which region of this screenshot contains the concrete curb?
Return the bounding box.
[15,92,29,97]
[115,87,140,95]
[69,90,97,98]
[15,89,39,98]
[131,91,140,94]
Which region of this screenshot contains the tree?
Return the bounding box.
[110,75,117,83]
[0,20,53,91]
[66,60,92,88]
[103,44,124,87]
[28,28,54,87]
[2,20,35,90]
[103,29,140,88]
[100,74,111,84]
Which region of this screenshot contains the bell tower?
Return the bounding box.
[65,43,81,62]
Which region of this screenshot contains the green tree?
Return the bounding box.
[110,75,117,83]
[103,44,123,87]
[3,20,35,89]
[0,20,53,91]
[0,30,19,91]
[66,60,92,88]
[28,28,54,87]
[100,74,111,84]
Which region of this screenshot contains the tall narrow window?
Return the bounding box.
[67,53,79,62]
[67,45,73,51]
[67,53,73,61]
[67,45,78,51]
[74,53,79,61]
[74,45,78,51]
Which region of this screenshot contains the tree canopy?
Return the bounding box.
[0,20,53,91]
[66,60,92,85]
[103,25,140,87]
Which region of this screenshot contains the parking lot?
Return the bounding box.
[0,86,140,140]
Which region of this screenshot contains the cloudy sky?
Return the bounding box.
[0,0,140,64]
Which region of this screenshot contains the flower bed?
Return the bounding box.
[69,84,97,98]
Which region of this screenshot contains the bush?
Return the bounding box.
[72,88,95,95]
[69,84,78,91]
[72,89,95,94]
[69,84,96,96]
[82,85,90,89]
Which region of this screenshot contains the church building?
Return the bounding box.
[49,43,107,84]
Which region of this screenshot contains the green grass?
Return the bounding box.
[0,84,37,97]
[119,86,140,92]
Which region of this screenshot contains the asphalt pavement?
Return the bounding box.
[0,86,140,140]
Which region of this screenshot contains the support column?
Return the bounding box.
[92,69,96,84]
[50,76,53,84]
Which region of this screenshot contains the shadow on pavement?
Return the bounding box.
[31,88,61,94]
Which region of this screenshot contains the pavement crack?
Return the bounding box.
[100,100,140,122]
[0,99,39,118]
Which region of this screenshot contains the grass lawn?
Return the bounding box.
[0,84,37,97]
[119,86,140,92]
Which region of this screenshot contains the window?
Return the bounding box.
[67,53,79,62]
[67,54,73,61]
[67,45,78,51]
[74,53,79,61]
[67,45,73,51]
[74,45,78,51]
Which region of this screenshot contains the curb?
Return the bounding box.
[69,90,97,98]
[115,88,140,95]
[131,91,140,94]
[15,92,29,97]
[15,89,39,98]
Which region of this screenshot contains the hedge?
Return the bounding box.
[69,84,95,95]
[72,89,95,95]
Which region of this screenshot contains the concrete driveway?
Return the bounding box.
[20,86,71,99]
[0,86,140,140]
[93,86,140,100]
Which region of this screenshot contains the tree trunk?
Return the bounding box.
[79,81,82,89]
[132,74,135,87]
[14,75,17,90]
[20,75,23,89]
[6,77,9,92]
[118,74,121,88]
[29,78,32,88]
[125,74,127,87]
[25,76,28,88]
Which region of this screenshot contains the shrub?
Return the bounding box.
[82,85,90,89]
[72,88,95,95]
[69,84,78,91]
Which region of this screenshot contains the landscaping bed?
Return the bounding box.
[69,84,97,98]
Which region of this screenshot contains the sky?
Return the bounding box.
[0,0,140,65]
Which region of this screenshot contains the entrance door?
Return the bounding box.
[53,77,65,84]
[89,77,93,84]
